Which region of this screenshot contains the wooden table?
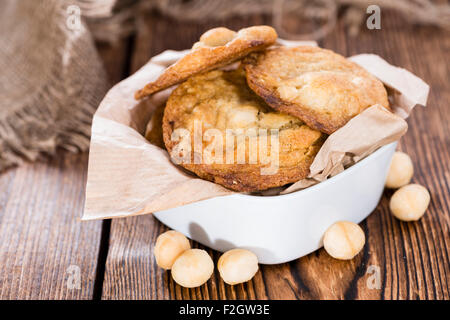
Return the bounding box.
[0,10,448,300]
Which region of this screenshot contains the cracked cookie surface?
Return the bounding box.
[243,46,389,134]
[162,69,325,192]
[135,26,277,100]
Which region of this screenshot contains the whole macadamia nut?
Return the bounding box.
[199,27,236,47]
[154,230,190,270]
[171,249,214,288]
[389,184,430,221]
[218,249,259,285]
[323,221,365,260]
[385,152,414,189]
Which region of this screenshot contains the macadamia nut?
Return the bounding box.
[192,28,237,49]
[171,249,214,288]
[218,249,259,285]
[385,152,414,189]
[199,27,236,47]
[323,221,365,260]
[154,230,190,270]
[389,184,430,221]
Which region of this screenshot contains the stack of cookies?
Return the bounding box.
[136,26,389,192]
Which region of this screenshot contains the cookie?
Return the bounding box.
[135,26,277,100]
[162,69,325,192]
[243,46,389,134]
[144,103,165,149]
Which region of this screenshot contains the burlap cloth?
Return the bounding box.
[0,0,109,171]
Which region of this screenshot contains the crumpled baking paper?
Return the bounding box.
[82,41,429,220]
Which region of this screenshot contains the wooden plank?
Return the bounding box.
[96,39,133,86]
[0,38,131,299]
[0,152,102,299]
[102,11,449,300]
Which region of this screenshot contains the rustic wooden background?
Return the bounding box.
[0,9,448,300]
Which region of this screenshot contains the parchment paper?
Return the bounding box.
[82,41,429,220]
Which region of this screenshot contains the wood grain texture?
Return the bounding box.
[0,39,130,300]
[0,152,101,299]
[101,10,449,300]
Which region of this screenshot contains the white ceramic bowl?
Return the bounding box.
[154,142,397,264]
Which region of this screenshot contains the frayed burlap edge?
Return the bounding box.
[0,0,110,171]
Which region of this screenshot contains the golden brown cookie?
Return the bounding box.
[162,69,325,192]
[243,46,389,134]
[135,26,277,100]
[144,103,165,149]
